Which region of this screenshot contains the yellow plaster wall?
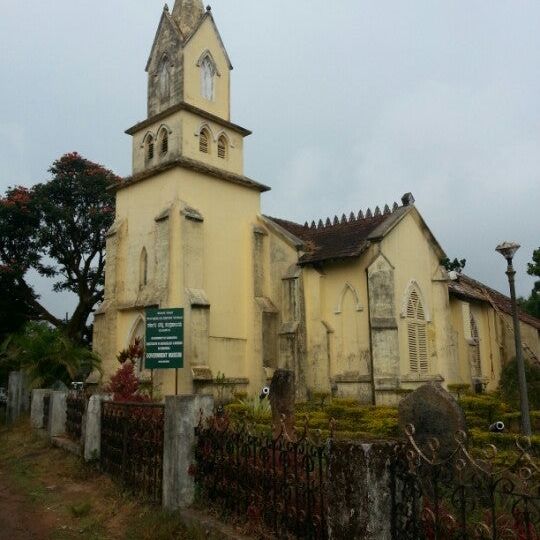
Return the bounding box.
[300,256,373,399]
[131,112,182,176]
[181,111,244,175]
[449,296,539,393]
[318,261,371,379]
[100,166,261,393]
[183,17,230,120]
[379,211,455,385]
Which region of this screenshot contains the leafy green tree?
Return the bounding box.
[519,247,540,318]
[441,257,467,273]
[0,153,120,343]
[499,356,540,410]
[0,322,101,388]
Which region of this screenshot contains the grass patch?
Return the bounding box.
[0,418,203,540]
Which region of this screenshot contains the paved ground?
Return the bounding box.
[0,468,54,539]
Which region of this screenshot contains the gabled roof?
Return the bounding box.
[145,7,183,72]
[266,194,424,265]
[183,9,233,70]
[449,274,540,330]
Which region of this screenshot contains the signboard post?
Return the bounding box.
[145,308,184,373]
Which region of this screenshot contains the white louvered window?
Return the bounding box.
[470,314,482,378]
[406,289,428,374]
[199,129,209,154]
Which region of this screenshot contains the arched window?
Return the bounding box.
[200,56,215,101]
[217,135,228,159]
[146,135,154,162]
[158,56,170,102]
[470,313,482,379]
[406,287,428,374]
[199,128,210,154]
[139,247,148,288]
[159,128,169,155]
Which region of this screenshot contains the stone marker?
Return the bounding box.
[269,369,296,439]
[398,382,467,459]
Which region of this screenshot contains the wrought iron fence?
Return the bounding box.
[194,413,332,539]
[391,424,540,539]
[42,394,50,429]
[66,393,86,442]
[100,401,164,503]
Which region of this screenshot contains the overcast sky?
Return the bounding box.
[1,1,539,318]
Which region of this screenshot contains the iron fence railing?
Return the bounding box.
[42,394,51,429]
[391,424,540,539]
[194,414,332,539]
[100,401,164,503]
[66,393,87,442]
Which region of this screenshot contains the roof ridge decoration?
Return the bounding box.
[301,197,409,230]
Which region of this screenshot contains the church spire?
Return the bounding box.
[171,0,205,38]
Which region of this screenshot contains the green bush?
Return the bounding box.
[225,403,248,416]
[465,414,488,429]
[459,394,510,423]
[499,358,540,410]
[469,428,540,451]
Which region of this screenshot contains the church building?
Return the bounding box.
[93,0,540,404]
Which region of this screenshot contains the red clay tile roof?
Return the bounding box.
[267,204,405,264]
[449,274,540,331]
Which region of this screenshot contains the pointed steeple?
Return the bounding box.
[172,0,205,38]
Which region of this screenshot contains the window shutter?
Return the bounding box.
[408,322,418,372]
[199,130,209,154]
[470,314,481,377]
[218,136,227,159]
[160,131,168,155]
[406,287,428,374]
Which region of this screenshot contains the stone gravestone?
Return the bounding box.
[269,369,296,439]
[398,383,467,459]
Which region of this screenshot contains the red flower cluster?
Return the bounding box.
[116,338,144,364]
[0,186,32,210]
[104,362,151,403]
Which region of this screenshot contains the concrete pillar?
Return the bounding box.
[327,440,400,540]
[30,389,52,429]
[47,391,67,438]
[7,371,30,424]
[163,394,214,510]
[83,394,111,462]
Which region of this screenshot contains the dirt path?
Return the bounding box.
[0,468,55,539]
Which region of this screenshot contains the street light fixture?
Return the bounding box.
[495,241,532,436]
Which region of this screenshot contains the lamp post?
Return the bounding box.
[495,242,531,436]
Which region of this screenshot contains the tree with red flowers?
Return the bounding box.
[0,153,121,344]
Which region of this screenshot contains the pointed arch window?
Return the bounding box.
[139,247,148,288]
[406,287,428,374]
[200,56,216,101]
[146,135,154,162]
[470,313,482,379]
[217,135,228,159]
[159,128,169,155]
[158,56,171,102]
[199,128,210,154]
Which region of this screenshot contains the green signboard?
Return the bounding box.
[145,308,184,370]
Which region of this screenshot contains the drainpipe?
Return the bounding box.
[366,267,376,406]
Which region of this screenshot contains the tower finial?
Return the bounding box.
[172,0,205,38]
